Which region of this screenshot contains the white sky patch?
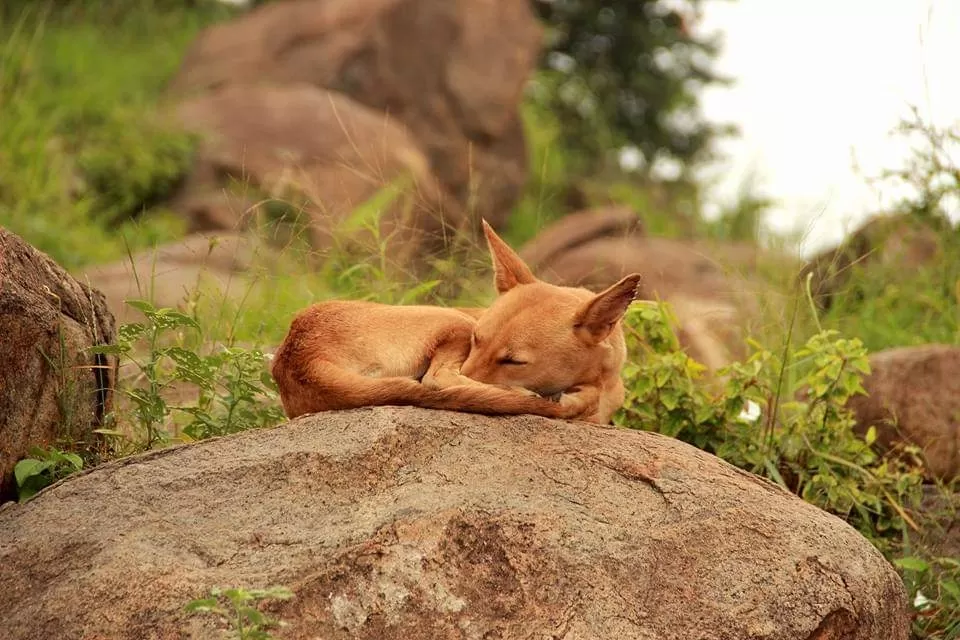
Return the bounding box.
[695,0,960,257]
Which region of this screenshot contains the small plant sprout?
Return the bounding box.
[185,585,294,640]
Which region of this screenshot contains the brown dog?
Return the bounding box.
[270,220,641,423]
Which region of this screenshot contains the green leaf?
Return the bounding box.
[631,375,653,397]
[893,557,930,573]
[941,579,960,600]
[125,299,157,314]
[184,597,219,613]
[62,453,84,471]
[14,459,54,486]
[762,459,789,490]
[338,174,413,234]
[117,322,148,344]
[148,308,201,331]
[654,367,672,388]
[241,606,265,625]
[660,388,679,411]
[263,586,294,600]
[398,280,441,304]
[88,343,127,356]
[851,357,871,375]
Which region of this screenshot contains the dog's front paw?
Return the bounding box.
[554,391,597,420]
[495,384,540,398]
[421,377,442,390]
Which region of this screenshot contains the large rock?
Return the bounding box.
[519,208,792,370]
[0,407,909,639]
[77,231,271,326]
[167,0,541,230]
[0,228,117,502]
[171,85,467,274]
[801,214,943,310]
[846,344,960,481]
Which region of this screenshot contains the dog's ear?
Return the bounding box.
[482,219,538,294]
[574,274,643,344]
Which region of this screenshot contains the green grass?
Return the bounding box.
[0,2,232,269]
[818,243,960,352]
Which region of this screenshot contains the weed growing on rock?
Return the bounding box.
[13,446,84,502]
[185,586,294,640]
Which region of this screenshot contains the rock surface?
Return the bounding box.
[0,228,117,502]
[171,85,466,273]
[167,0,540,230]
[846,344,960,481]
[0,406,909,639]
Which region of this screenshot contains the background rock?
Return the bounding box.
[167,0,541,232]
[518,208,791,370]
[0,228,117,502]
[801,214,942,310]
[0,407,909,639]
[171,85,466,274]
[77,231,267,326]
[845,344,960,481]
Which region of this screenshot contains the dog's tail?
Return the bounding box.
[272,353,573,421]
[412,382,571,418]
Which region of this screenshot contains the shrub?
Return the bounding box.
[90,300,286,451]
[615,301,925,548]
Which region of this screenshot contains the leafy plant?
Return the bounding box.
[185,585,294,640]
[895,554,960,639]
[615,301,925,547]
[173,345,285,441]
[90,300,286,450]
[14,446,84,502]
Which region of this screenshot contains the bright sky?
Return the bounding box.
[696,0,960,257]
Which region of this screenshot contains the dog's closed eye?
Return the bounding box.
[497,356,528,366]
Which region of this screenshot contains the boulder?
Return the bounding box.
[77,231,270,326]
[167,0,541,230]
[0,228,117,502]
[801,214,943,310]
[0,407,909,639]
[518,208,791,370]
[171,84,467,274]
[917,486,960,564]
[845,344,960,481]
[516,206,646,270]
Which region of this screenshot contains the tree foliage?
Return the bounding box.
[531,0,735,177]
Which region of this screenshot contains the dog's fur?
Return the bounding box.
[460,221,641,423]
[270,221,641,423]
